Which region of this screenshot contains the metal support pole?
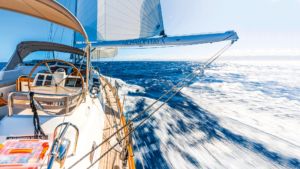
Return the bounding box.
[86,43,91,92]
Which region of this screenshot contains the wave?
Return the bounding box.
[95,61,300,169]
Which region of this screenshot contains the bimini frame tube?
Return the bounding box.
[85,43,91,90]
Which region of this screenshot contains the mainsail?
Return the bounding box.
[97,0,164,40]
[75,0,164,42]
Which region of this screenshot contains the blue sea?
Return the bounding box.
[94,61,300,169]
[1,61,299,168]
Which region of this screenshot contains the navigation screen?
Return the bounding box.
[65,78,82,87]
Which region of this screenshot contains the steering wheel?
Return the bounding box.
[27,59,85,94]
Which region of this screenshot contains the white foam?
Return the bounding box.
[107,62,300,168]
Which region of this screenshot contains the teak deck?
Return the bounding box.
[99,77,135,169]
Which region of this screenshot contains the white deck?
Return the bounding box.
[0,94,105,168]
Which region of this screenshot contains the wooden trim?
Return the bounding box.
[100,77,136,169]
[16,76,33,91]
[0,97,7,106]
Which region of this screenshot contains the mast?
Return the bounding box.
[71,0,89,90]
[158,0,165,36]
[72,0,81,65]
[73,0,78,47]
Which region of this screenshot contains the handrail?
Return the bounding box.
[9,91,83,97]
[48,122,79,169]
[53,122,80,156]
[8,91,83,116]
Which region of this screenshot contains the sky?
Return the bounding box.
[0,0,300,61]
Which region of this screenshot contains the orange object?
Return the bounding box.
[0,97,7,107]
[42,142,49,148]
[39,146,49,159]
[0,139,50,169]
[0,164,23,167]
[9,148,33,154]
[19,139,39,142]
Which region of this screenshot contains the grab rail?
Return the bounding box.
[8,91,83,116]
[48,122,79,169]
[53,122,80,156]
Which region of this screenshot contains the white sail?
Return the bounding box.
[76,0,164,42]
[97,0,164,40]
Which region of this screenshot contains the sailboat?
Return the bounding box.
[0,0,238,169]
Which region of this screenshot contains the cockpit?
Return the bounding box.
[2,42,88,116]
[33,72,82,88]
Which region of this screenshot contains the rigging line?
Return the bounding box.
[57,0,79,136]
[105,0,107,39]
[69,60,195,168]
[47,23,54,59]
[51,25,59,42]
[73,0,78,47]
[89,47,230,165]
[59,27,65,43]
[87,73,199,169]
[130,109,172,168]
[69,69,195,168]
[68,41,233,169]
[48,23,54,42]
[60,0,71,42]
[203,41,234,68]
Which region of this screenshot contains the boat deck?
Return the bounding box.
[99,77,135,169]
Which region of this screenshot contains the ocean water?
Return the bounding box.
[94,61,300,169]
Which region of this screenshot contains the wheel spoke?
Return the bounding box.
[44,62,53,74]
